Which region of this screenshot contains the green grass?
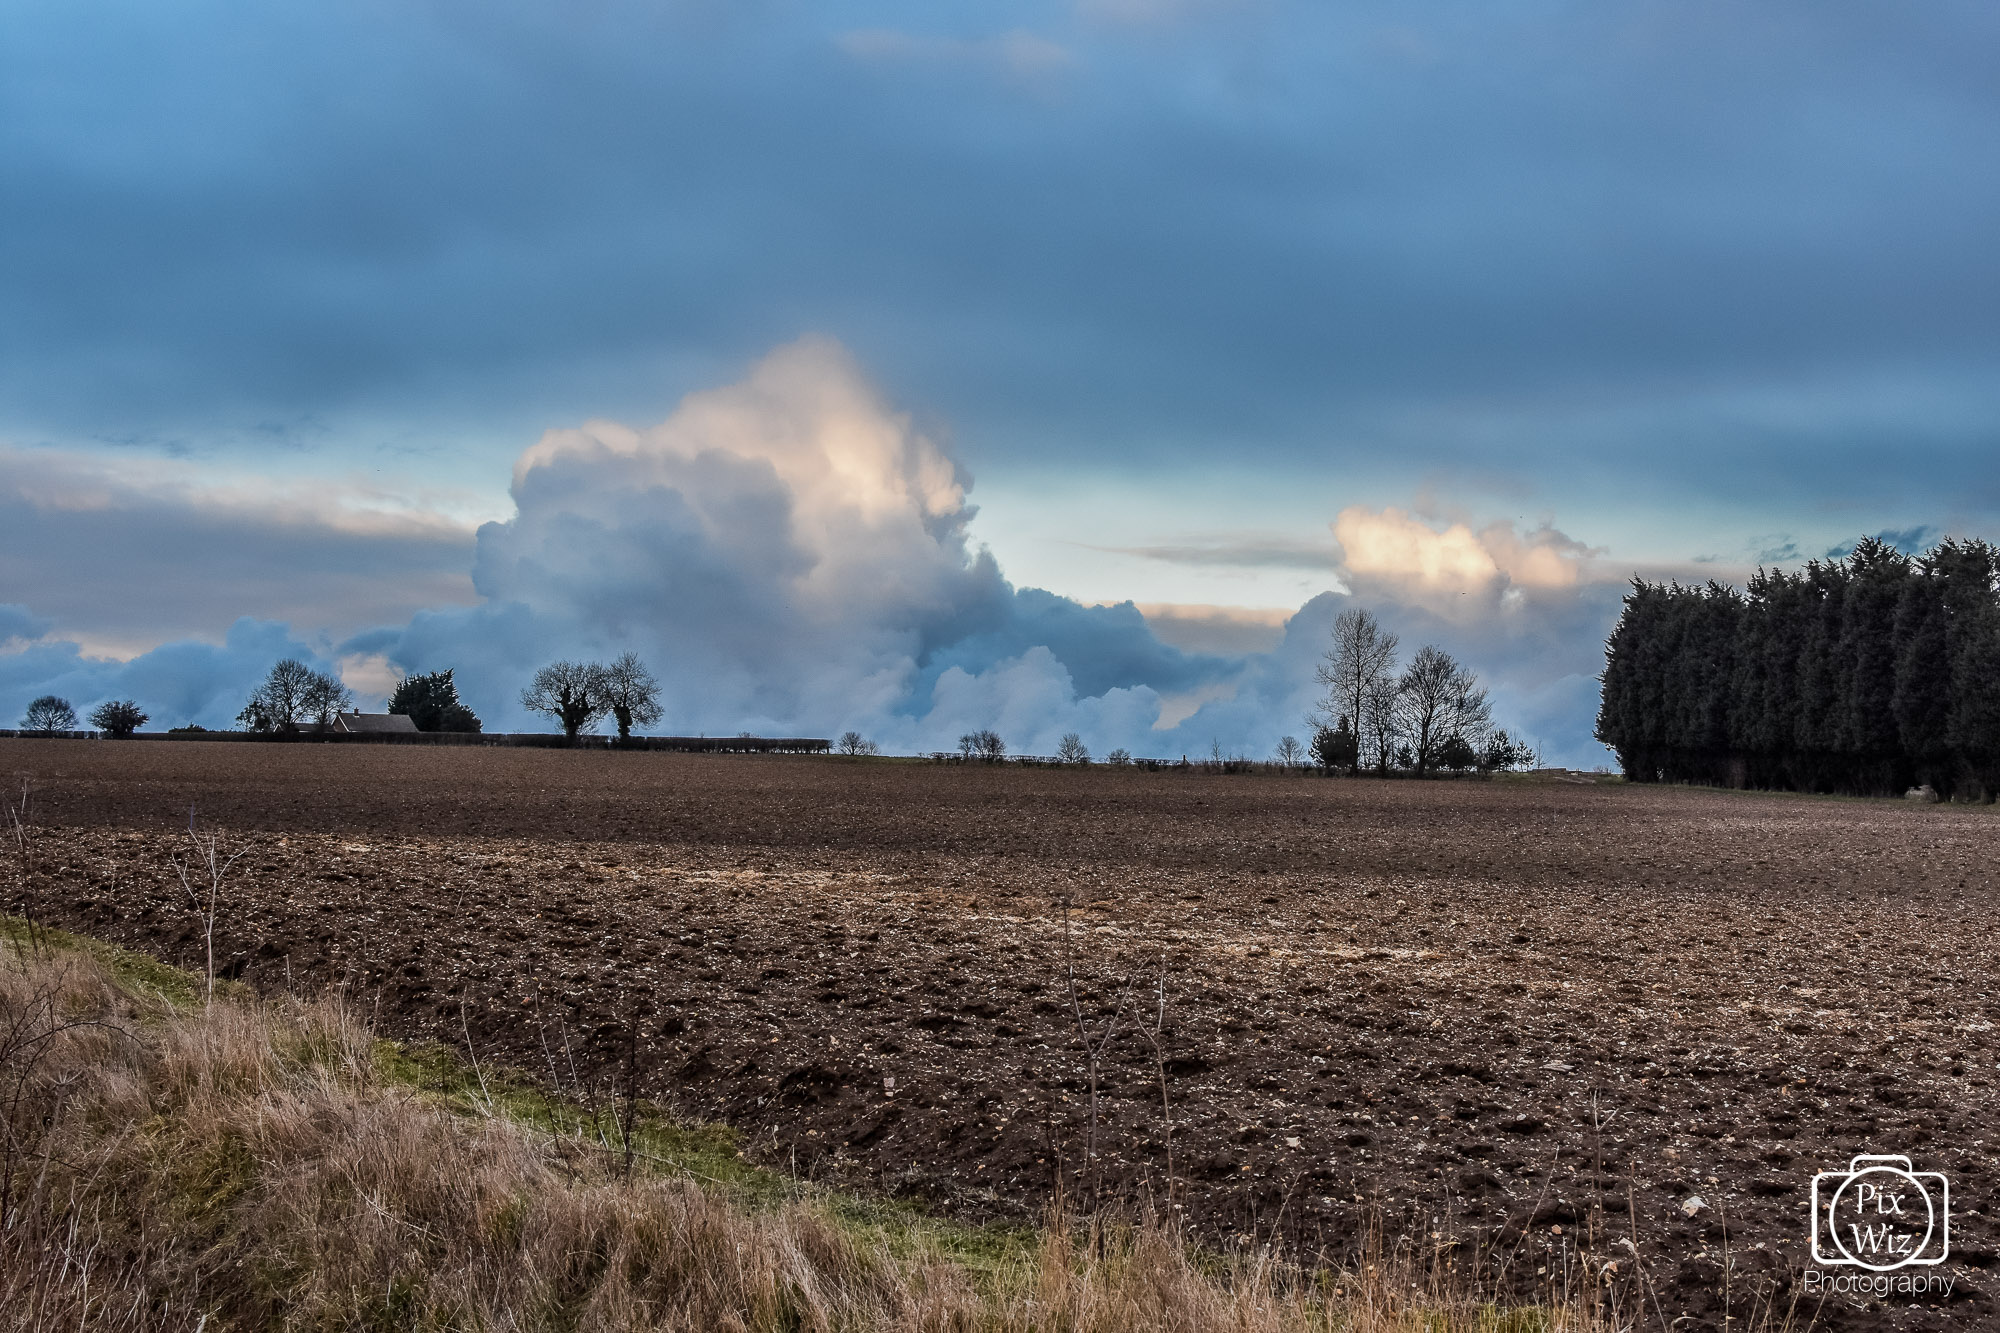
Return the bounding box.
[0,913,247,1007]
[375,1034,1038,1276]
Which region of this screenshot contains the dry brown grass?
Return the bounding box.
[0,935,1619,1333]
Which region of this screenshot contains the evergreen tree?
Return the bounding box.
[1310,717,1359,771]
[1945,542,2000,798]
[1838,537,1910,789]
[388,668,482,732]
[1597,536,1999,801]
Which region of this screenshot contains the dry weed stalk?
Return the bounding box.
[4,778,51,960]
[1132,946,1178,1203]
[167,807,246,1006]
[1059,894,1128,1210]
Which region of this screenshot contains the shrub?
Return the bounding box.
[1310,719,1359,771]
[88,700,148,737]
[1437,734,1480,771]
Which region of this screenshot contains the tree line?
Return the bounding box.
[17,619,1533,774]
[230,654,666,740]
[15,653,672,742]
[1595,535,2000,800]
[16,696,147,736]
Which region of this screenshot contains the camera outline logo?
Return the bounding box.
[1810,1154,1950,1271]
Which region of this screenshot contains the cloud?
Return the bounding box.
[0,341,1624,765]
[1184,586,1619,766]
[363,341,1628,765]
[1076,0,1246,24]
[1825,525,1939,559]
[1331,506,1600,610]
[372,341,1617,764]
[1095,538,1342,571]
[0,606,52,650]
[0,618,341,732]
[835,28,1075,78]
[0,448,476,651]
[1747,537,1801,563]
[1132,603,1290,654]
[5,0,1998,557]
[1282,505,1629,761]
[342,339,1233,748]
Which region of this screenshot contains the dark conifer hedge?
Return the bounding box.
[1596,536,2000,800]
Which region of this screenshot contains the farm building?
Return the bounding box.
[329,711,419,735]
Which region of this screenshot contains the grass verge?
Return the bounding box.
[1,917,1615,1331]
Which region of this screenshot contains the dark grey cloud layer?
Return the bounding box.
[4,0,1997,520]
[3,2,1992,761]
[0,450,474,646]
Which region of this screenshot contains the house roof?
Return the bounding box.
[332,711,420,734]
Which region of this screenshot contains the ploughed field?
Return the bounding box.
[6,739,1997,1328]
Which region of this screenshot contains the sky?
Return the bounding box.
[3,0,1996,763]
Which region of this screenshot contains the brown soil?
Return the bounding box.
[5,739,1996,1329]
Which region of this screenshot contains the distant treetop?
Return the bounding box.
[388,669,482,733]
[22,695,76,734]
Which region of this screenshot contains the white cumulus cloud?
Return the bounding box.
[1332,505,1601,610]
[354,337,1231,749]
[0,343,1625,765]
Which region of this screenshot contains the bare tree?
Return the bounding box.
[597,651,663,740]
[20,696,76,733]
[975,729,1006,762]
[1105,747,1132,766]
[1054,732,1090,765]
[237,660,351,734]
[837,730,879,756]
[520,660,608,738]
[1272,735,1304,768]
[1393,644,1492,774]
[1363,677,1399,774]
[1315,609,1399,770]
